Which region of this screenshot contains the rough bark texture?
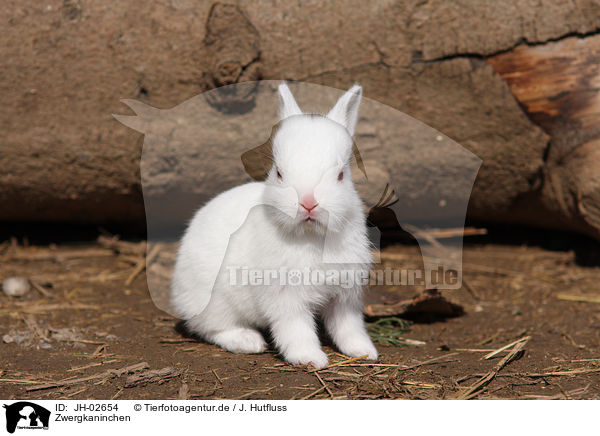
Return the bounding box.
[2,0,600,238]
[488,35,600,239]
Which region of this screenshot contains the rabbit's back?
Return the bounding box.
[170,182,266,319]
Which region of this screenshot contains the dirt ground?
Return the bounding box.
[1,227,599,400]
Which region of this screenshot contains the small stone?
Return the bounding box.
[2,277,31,297]
[3,331,30,344]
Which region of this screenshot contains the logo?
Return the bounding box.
[114,80,482,317]
[3,402,50,434]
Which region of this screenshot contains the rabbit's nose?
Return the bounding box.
[300,193,318,212]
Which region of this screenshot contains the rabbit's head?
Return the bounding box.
[263,83,365,235]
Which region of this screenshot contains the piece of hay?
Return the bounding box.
[556,293,600,304]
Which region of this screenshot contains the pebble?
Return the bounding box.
[3,332,30,344]
[2,276,31,297]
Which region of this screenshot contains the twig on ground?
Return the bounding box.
[8,248,115,261]
[399,352,460,371]
[125,244,162,286]
[159,338,197,344]
[400,380,441,389]
[124,367,179,388]
[263,366,298,372]
[0,378,52,385]
[29,280,54,298]
[65,387,88,398]
[524,368,600,377]
[6,303,100,314]
[522,384,590,400]
[461,278,481,300]
[309,355,368,372]
[26,362,149,391]
[321,353,460,372]
[556,293,600,304]
[67,360,119,372]
[298,386,326,400]
[456,337,529,399]
[484,336,531,360]
[97,235,146,257]
[314,371,333,398]
[235,386,276,400]
[212,369,223,384]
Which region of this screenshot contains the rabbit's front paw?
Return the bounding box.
[285,347,329,369]
[212,328,267,354]
[337,337,378,360]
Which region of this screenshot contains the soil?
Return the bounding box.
[1,229,599,400]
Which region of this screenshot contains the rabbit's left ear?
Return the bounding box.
[327,84,362,136]
[278,83,303,120]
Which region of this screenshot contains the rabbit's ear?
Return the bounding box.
[327,84,362,136]
[278,83,303,120]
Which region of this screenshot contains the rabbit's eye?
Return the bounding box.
[338,171,344,182]
[276,168,282,180]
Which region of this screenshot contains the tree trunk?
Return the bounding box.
[2,0,600,239]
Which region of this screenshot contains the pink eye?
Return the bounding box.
[338,171,344,182]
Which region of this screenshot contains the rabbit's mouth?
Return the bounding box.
[301,212,321,223]
[299,213,321,226]
[301,215,327,231]
[294,206,328,230]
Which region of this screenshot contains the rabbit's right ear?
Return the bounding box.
[327,84,362,136]
[278,83,302,120]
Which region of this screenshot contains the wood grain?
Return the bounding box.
[487,35,600,135]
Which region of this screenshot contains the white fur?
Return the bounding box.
[171,83,377,368]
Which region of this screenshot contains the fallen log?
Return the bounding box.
[488,35,600,240]
[2,1,600,242]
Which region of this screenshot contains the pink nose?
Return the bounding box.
[300,193,318,212]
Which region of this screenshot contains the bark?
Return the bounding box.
[488,35,600,239]
[2,0,600,239]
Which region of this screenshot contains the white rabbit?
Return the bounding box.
[171,83,378,368]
